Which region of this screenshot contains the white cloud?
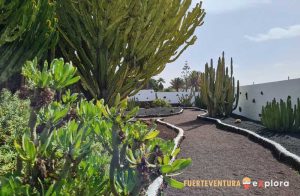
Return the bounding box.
[192,0,271,14]
[245,25,300,42]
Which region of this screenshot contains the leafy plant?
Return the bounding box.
[261,96,300,132]
[178,94,193,107]
[152,99,171,108]
[0,89,30,175]
[0,58,191,195]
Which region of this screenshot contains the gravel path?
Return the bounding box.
[163,109,300,196]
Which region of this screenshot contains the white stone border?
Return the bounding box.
[197,111,300,171]
[146,118,184,196]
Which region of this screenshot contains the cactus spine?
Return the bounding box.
[200,52,239,117]
[261,96,300,132]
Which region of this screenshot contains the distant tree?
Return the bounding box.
[158,83,164,91]
[181,61,191,91]
[144,78,159,91]
[157,78,165,91]
[189,70,201,92]
[164,87,175,92]
[170,77,184,92]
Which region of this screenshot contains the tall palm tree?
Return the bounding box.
[144,78,159,91]
[170,77,184,92]
[157,78,165,90]
[189,71,201,92]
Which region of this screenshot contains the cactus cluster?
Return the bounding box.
[200,52,239,117]
[261,96,300,132]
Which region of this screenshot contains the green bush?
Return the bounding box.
[152,99,171,108]
[178,94,193,107]
[0,89,30,175]
[0,58,191,195]
[261,96,300,132]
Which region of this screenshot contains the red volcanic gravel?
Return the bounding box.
[160,109,300,196]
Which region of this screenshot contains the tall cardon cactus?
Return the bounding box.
[57,0,206,105]
[200,52,239,117]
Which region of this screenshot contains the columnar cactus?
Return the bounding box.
[261,96,300,132]
[294,98,300,131]
[200,52,239,117]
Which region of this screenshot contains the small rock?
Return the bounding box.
[235,119,242,124]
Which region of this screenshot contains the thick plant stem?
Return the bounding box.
[16,101,38,175]
[16,156,22,175]
[109,124,120,196]
[28,109,37,142]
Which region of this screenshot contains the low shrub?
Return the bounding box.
[152,98,171,108]
[261,96,300,132]
[178,94,193,107]
[0,58,191,195]
[0,89,30,175]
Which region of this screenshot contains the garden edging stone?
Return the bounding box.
[197,112,300,171]
[146,118,184,196]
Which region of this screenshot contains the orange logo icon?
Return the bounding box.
[242,177,251,189]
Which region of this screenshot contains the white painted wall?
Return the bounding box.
[131,90,156,102]
[233,78,300,121]
[130,89,199,104]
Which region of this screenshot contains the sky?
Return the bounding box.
[155,0,300,87]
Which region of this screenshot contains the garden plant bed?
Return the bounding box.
[141,119,178,141]
[137,107,182,117]
[221,116,300,158]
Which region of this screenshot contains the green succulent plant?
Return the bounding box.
[0,58,191,195]
[261,96,300,132]
[56,0,206,105]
